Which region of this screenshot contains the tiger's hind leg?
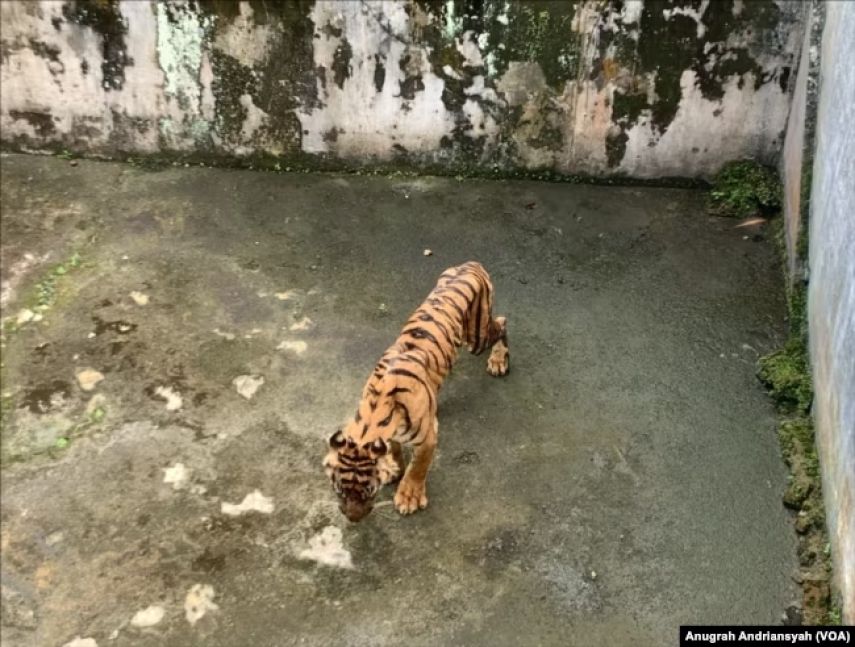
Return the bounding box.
[486,316,509,376]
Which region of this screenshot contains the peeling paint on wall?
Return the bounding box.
[0,0,805,179]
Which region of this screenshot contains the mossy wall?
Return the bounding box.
[1,1,803,179]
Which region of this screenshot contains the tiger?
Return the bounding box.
[324,261,509,522]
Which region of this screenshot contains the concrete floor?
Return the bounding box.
[0,154,799,646]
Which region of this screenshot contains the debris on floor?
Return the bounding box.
[129,291,150,306]
[75,369,104,392]
[184,584,218,626]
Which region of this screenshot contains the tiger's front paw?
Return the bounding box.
[486,354,509,376]
[487,343,509,376]
[394,478,428,515]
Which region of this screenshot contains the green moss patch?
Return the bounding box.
[1,252,84,338]
[758,337,812,414]
[709,160,782,218]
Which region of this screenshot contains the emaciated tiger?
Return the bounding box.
[324,261,509,522]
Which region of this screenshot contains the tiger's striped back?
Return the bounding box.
[325,261,509,521]
[356,262,499,443]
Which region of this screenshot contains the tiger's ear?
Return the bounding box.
[368,438,389,457]
[329,429,346,449]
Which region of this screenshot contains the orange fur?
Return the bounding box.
[324,261,508,521]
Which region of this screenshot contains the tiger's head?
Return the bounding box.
[324,429,392,522]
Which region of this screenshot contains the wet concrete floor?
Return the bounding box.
[0,154,798,646]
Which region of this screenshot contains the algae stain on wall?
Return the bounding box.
[291,0,797,176]
[601,0,802,176]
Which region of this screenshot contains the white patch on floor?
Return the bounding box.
[233,374,264,400]
[212,328,236,340]
[298,525,353,569]
[76,369,105,392]
[154,385,183,411]
[221,489,274,516]
[131,605,165,628]
[129,291,149,305]
[289,316,313,331]
[16,308,36,325]
[46,530,64,546]
[62,638,98,647]
[184,584,218,625]
[163,463,190,490]
[274,290,298,301]
[276,340,308,355]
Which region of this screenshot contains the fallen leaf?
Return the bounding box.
[129,291,149,306]
[76,369,105,392]
[734,217,767,228]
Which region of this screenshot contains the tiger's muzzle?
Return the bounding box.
[341,496,373,522]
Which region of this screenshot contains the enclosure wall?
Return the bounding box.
[1,0,803,179]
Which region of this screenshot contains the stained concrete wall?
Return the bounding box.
[807,0,855,623]
[1,0,803,179]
